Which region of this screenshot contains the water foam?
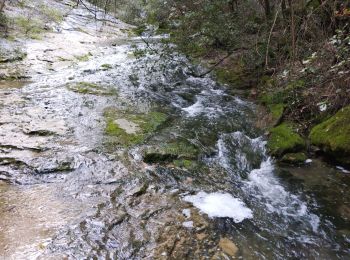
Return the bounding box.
[216,132,320,231]
[183,192,253,223]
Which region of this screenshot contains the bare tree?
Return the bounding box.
[0,0,6,12]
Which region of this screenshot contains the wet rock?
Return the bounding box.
[0,40,26,63]
[218,238,238,257]
[103,107,167,147]
[280,152,307,165]
[143,141,199,165]
[309,105,350,165]
[267,123,305,157]
[25,129,56,136]
[143,153,178,164]
[67,82,117,96]
[130,183,149,197]
[196,233,207,240]
[338,205,350,221]
[0,157,28,167]
[33,157,74,174]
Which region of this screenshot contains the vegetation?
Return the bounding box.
[267,123,305,157]
[66,82,117,95]
[88,0,349,118]
[280,152,307,165]
[310,105,350,165]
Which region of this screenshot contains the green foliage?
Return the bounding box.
[14,15,45,39]
[132,25,147,36]
[87,0,145,25]
[0,12,7,30]
[39,4,64,23]
[267,123,305,157]
[310,106,350,164]
[101,64,113,70]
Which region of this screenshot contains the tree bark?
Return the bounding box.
[0,0,6,12]
[281,0,287,19]
[288,0,296,68]
[264,0,271,18]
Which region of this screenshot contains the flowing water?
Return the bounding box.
[0,1,349,259]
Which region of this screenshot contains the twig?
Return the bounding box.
[265,10,279,69]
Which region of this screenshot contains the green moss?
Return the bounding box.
[75,52,92,62]
[309,105,350,164]
[103,108,167,147]
[0,12,7,30]
[280,153,307,165]
[101,64,113,70]
[260,91,285,105]
[285,79,305,91]
[267,123,305,157]
[259,75,276,88]
[67,82,117,95]
[39,4,64,23]
[58,57,71,62]
[173,159,197,169]
[215,68,240,85]
[179,41,207,57]
[105,119,144,146]
[269,103,285,121]
[259,80,305,107]
[13,16,45,39]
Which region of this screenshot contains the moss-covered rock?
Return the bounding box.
[267,103,285,126]
[215,67,243,86]
[74,52,92,62]
[280,152,307,165]
[143,141,199,164]
[309,105,350,165]
[173,159,198,169]
[101,64,113,70]
[67,82,117,95]
[267,123,305,157]
[260,91,285,106]
[103,108,167,147]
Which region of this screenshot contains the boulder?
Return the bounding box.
[267,123,305,157]
[309,105,350,165]
[280,152,307,165]
[218,238,238,257]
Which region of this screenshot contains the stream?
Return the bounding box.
[0,1,349,259]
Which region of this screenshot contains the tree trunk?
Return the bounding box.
[281,0,287,19]
[264,0,271,18]
[0,0,6,12]
[288,0,296,68]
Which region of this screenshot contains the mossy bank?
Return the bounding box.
[310,105,350,165]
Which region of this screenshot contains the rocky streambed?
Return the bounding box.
[0,1,349,259]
